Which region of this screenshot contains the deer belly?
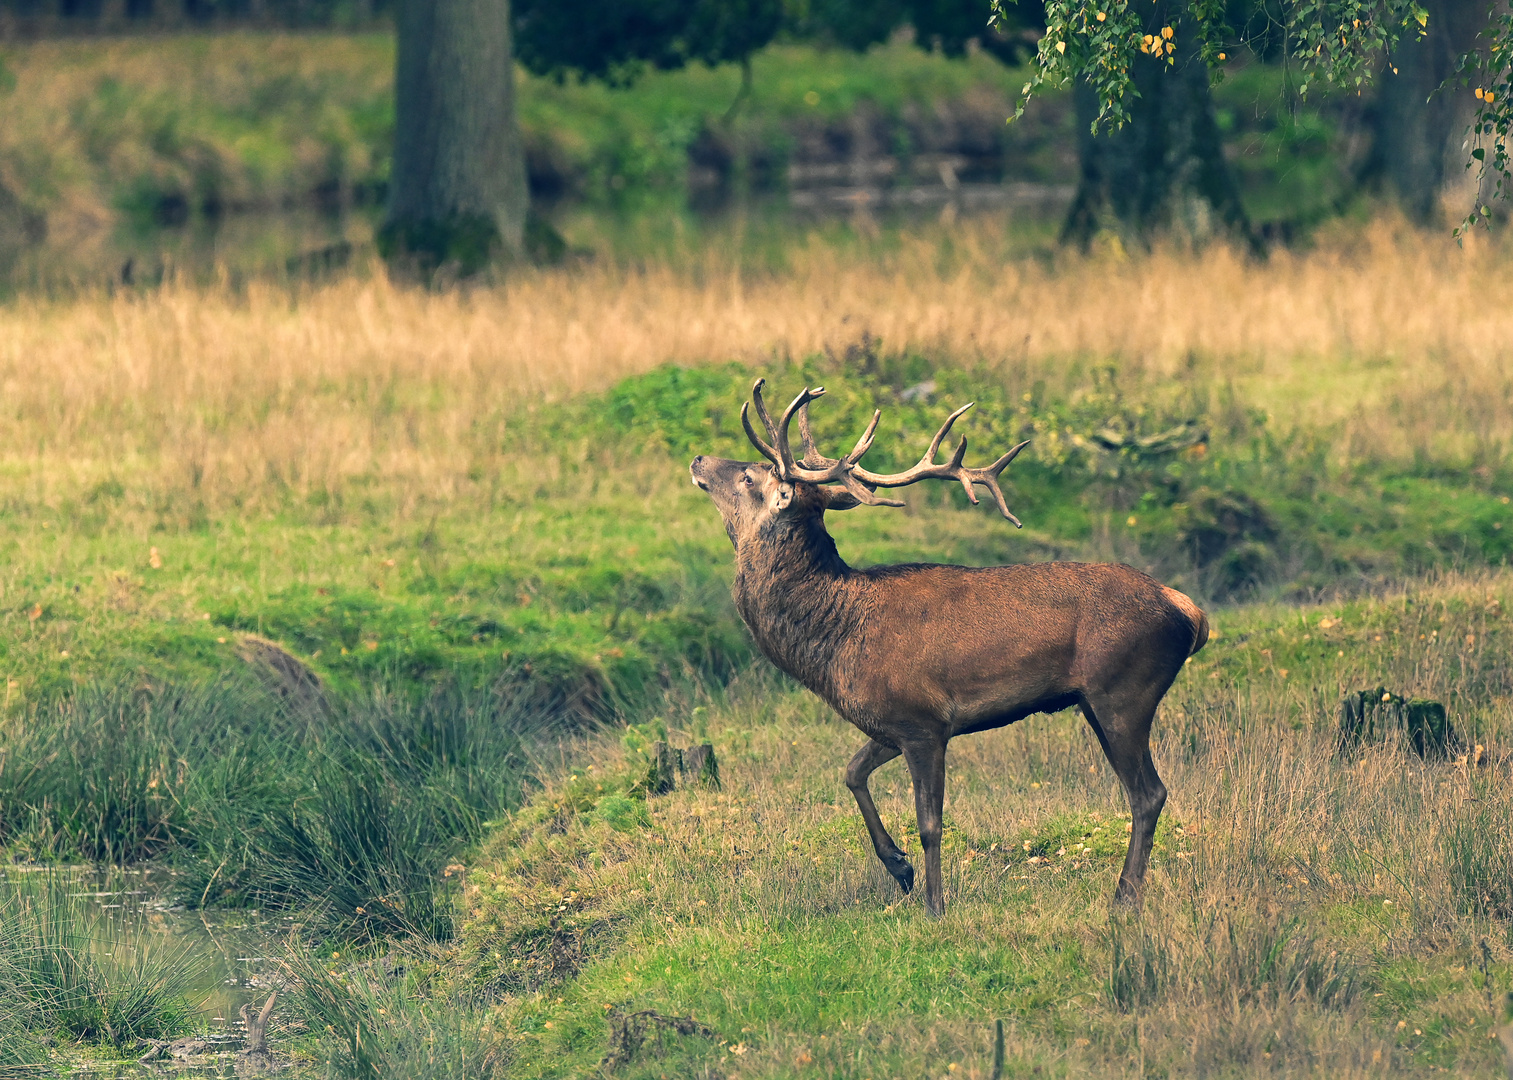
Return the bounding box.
[849,630,1077,727]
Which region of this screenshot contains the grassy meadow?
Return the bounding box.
[0,218,1512,1074]
[464,575,1513,1079]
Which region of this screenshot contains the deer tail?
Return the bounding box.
[1162,587,1209,657]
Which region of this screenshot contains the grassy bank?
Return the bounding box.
[2,222,1511,708]
[451,573,1513,1079]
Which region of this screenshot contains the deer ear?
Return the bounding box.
[772,482,794,511]
[820,485,862,511]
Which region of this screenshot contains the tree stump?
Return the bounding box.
[646,742,719,795]
[648,742,680,796]
[682,743,721,790]
[1338,687,1457,760]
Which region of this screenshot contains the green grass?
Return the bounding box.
[443,575,1513,1079]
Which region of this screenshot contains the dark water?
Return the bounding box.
[1,183,1072,294]
[2,206,376,295]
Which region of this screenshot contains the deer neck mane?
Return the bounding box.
[731,512,861,694]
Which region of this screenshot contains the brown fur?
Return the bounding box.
[692,454,1206,915]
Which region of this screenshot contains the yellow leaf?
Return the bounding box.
[1056,40,1067,52]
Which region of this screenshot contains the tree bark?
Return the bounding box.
[383,0,528,275]
[1368,0,1487,222]
[1062,16,1254,251]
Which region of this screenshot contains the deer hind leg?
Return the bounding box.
[901,738,949,917]
[1080,695,1167,907]
[844,738,913,894]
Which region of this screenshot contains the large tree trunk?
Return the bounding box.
[383,0,528,275]
[1062,17,1253,251]
[1368,0,1487,222]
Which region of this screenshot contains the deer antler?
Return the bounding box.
[739,378,1027,524]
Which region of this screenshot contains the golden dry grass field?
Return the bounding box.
[2,217,1510,517]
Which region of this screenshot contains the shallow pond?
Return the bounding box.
[2,865,288,1076]
[1,185,1069,295]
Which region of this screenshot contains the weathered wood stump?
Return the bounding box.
[649,742,679,795]
[1338,687,1456,760]
[646,741,720,795]
[682,743,721,790]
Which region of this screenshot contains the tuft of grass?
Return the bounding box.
[0,677,295,862]
[236,682,553,940]
[283,940,508,1080]
[0,872,203,1056]
[0,675,557,943]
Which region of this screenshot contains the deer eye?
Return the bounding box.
[741,474,754,486]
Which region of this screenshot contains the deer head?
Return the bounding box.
[689,377,1029,548]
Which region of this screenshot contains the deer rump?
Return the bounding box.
[694,378,1209,916]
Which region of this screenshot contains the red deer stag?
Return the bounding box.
[690,379,1208,916]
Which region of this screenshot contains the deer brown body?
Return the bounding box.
[691,380,1208,915]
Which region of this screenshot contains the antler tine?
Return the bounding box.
[925,402,975,462]
[775,387,826,476]
[796,403,831,468]
[845,410,882,465]
[849,402,1029,524]
[798,401,856,469]
[741,400,783,472]
[958,439,1030,526]
[750,378,780,442]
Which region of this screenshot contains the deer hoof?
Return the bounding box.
[885,852,914,893]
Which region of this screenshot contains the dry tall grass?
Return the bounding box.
[2,219,1510,517]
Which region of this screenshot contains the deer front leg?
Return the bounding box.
[901,739,948,916]
[844,738,913,894]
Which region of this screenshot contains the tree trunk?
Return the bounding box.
[1368,0,1487,223]
[1062,15,1254,251]
[383,0,528,276]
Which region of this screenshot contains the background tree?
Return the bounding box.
[991,0,1513,242]
[1060,2,1252,248]
[1366,0,1488,221]
[382,0,786,275]
[382,0,528,275]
